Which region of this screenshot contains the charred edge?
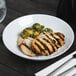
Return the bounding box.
[58,32,65,37]
[43,32,59,49]
[37,39,51,54]
[54,43,59,49]
[32,46,40,55]
[35,43,43,52]
[43,38,55,52]
[50,33,62,46]
[55,33,64,41]
[43,32,52,41]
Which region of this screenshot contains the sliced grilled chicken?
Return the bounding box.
[55,32,65,41]
[32,32,65,56]
[17,37,36,56]
[22,37,34,48]
[43,32,61,48]
[53,33,65,46]
[20,44,36,56]
[17,36,24,46]
[18,32,65,56]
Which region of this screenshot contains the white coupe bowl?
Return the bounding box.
[2,14,74,60]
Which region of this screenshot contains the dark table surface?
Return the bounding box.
[0,0,76,76]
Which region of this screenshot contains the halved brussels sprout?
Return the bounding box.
[32,23,44,31]
[33,31,40,38]
[21,28,34,39]
[44,28,53,33]
[20,23,53,39]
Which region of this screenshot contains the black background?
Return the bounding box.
[0,0,76,76]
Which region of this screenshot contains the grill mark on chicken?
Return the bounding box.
[40,33,58,51]
[43,38,56,52]
[43,32,53,41]
[31,32,65,56]
[43,32,61,48]
[44,50,50,56]
[41,51,46,55]
[39,39,54,53]
[50,33,62,46]
[55,33,64,41]
[32,41,41,54]
[35,40,45,50]
[35,43,42,51]
[53,33,64,46]
[37,39,51,54]
[43,35,58,51]
[57,32,65,37]
[35,40,50,55]
[35,43,46,55]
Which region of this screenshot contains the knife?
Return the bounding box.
[35,51,76,76]
[47,54,76,76]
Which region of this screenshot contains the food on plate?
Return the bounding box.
[32,32,65,55]
[17,23,65,57]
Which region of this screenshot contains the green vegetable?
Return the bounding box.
[32,23,44,31]
[33,31,40,38]
[25,28,34,35]
[21,28,34,39]
[20,23,53,39]
[21,31,30,39]
[44,28,53,33]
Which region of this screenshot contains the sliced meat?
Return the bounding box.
[44,32,61,48]
[20,44,36,56]
[17,36,24,46]
[55,32,65,41]
[39,39,54,53]
[23,37,34,48]
[31,32,65,56]
[18,32,65,56]
[52,33,65,46]
[18,37,36,56]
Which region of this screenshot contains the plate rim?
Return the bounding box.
[2,14,75,61]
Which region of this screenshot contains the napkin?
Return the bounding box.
[64,67,76,76]
[58,65,76,76]
[35,51,76,76]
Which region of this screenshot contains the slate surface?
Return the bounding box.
[0,0,76,76]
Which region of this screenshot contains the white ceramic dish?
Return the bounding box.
[2,14,74,60]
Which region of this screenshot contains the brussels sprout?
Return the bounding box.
[33,31,40,38]
[25,28,34,35]
[44,28,53,33]
[20,23,53,39]
[21,32,30,39]
[41,25,44,29]
[32,23,44,31]
[21,28,34,39]
[32,23,41,31]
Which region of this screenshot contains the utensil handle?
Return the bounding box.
[47,58,72,76]
[57,65,76,76]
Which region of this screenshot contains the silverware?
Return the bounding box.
[57,65,76,76]
[72,73,76,76]
[47,54,76,76]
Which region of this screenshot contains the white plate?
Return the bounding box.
[2,14,74,61]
